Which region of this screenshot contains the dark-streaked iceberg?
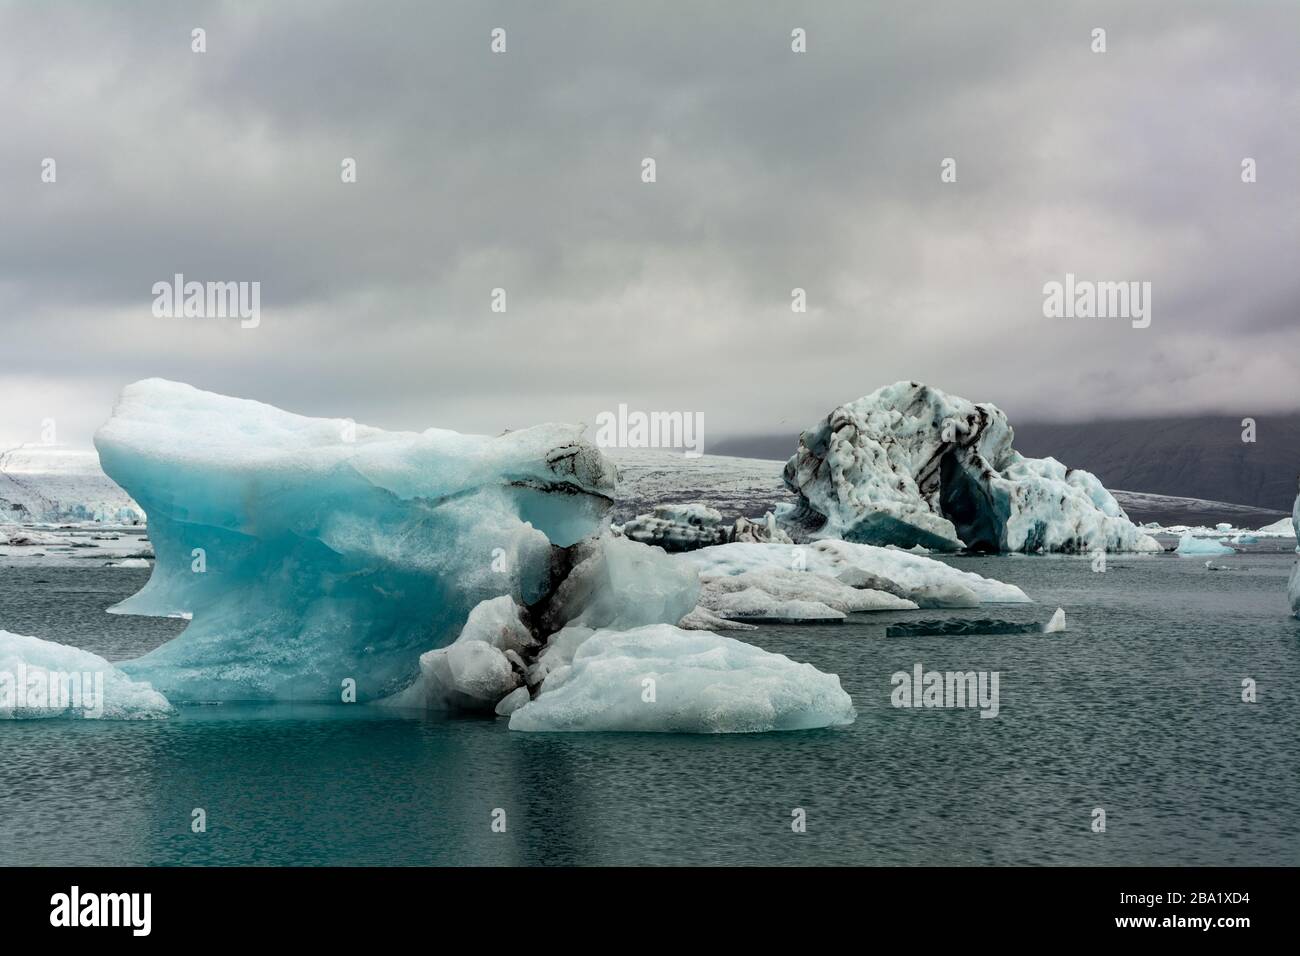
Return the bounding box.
[780,381,1160,554]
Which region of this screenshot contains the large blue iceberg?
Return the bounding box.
[77,380,856,732]
[96,379,616,703]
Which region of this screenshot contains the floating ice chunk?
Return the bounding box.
[1257,517,1294,536]
[618,503,791,552]
[835,566,980,608]
[1043,607,1066,633]
[701,568,915,615]
[509,624,856,733]
[1176,533,1235,556]
[0,630,171,719]
[537,534,701,634]
[677,606,759,631]
[618,503,729,551]
[780,381,1160,553]
[94,379,616,702]
[702,587,846,623]
[382,596,533,712]
[494,686,531,716]
[688,540,1030,605]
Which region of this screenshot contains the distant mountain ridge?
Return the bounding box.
[711,414,1300,513]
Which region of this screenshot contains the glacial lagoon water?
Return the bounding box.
[2,548,1298,866]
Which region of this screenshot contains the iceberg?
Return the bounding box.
[698,566,915,624]
[1257,516,1294,536]
[688,540,1031,606]
[93,380,856,733]
[508,624,856,733]
[0,630,171,719]
[95,379,617,703]
[780,381,1160,554]
[618,502,791,552]
[1175,533,1235,557]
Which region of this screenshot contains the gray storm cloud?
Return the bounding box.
[1,0,1296,446]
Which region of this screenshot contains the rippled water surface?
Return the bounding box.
[2,550,1298,866]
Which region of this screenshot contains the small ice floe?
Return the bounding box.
[696,566,915,625]
[1176,533,1234,557]
[0,630,172,719]
[508,624,856,733]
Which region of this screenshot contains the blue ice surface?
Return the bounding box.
[94,379,617,703]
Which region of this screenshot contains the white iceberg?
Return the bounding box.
[1175,533,1235,557]
[780,381,1160,554]
[382,595,533,712]
[689,540,1031,606]
[0,630,171,719]
[1257,516,1294,536]
[509,624,856,733]
[700,588,846,623]
[697,567,915,624]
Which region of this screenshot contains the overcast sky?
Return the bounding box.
[1,0,1297,448]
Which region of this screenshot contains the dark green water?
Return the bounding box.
[2,551,1299,866]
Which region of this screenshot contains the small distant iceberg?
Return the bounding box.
[1176,533,1235,557]
[618,502,790,552]
[780,381,1161,554]
[1257,516,1294,536]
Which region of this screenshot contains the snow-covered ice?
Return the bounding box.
[780,381,1160,554]
[508,624,856,733]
